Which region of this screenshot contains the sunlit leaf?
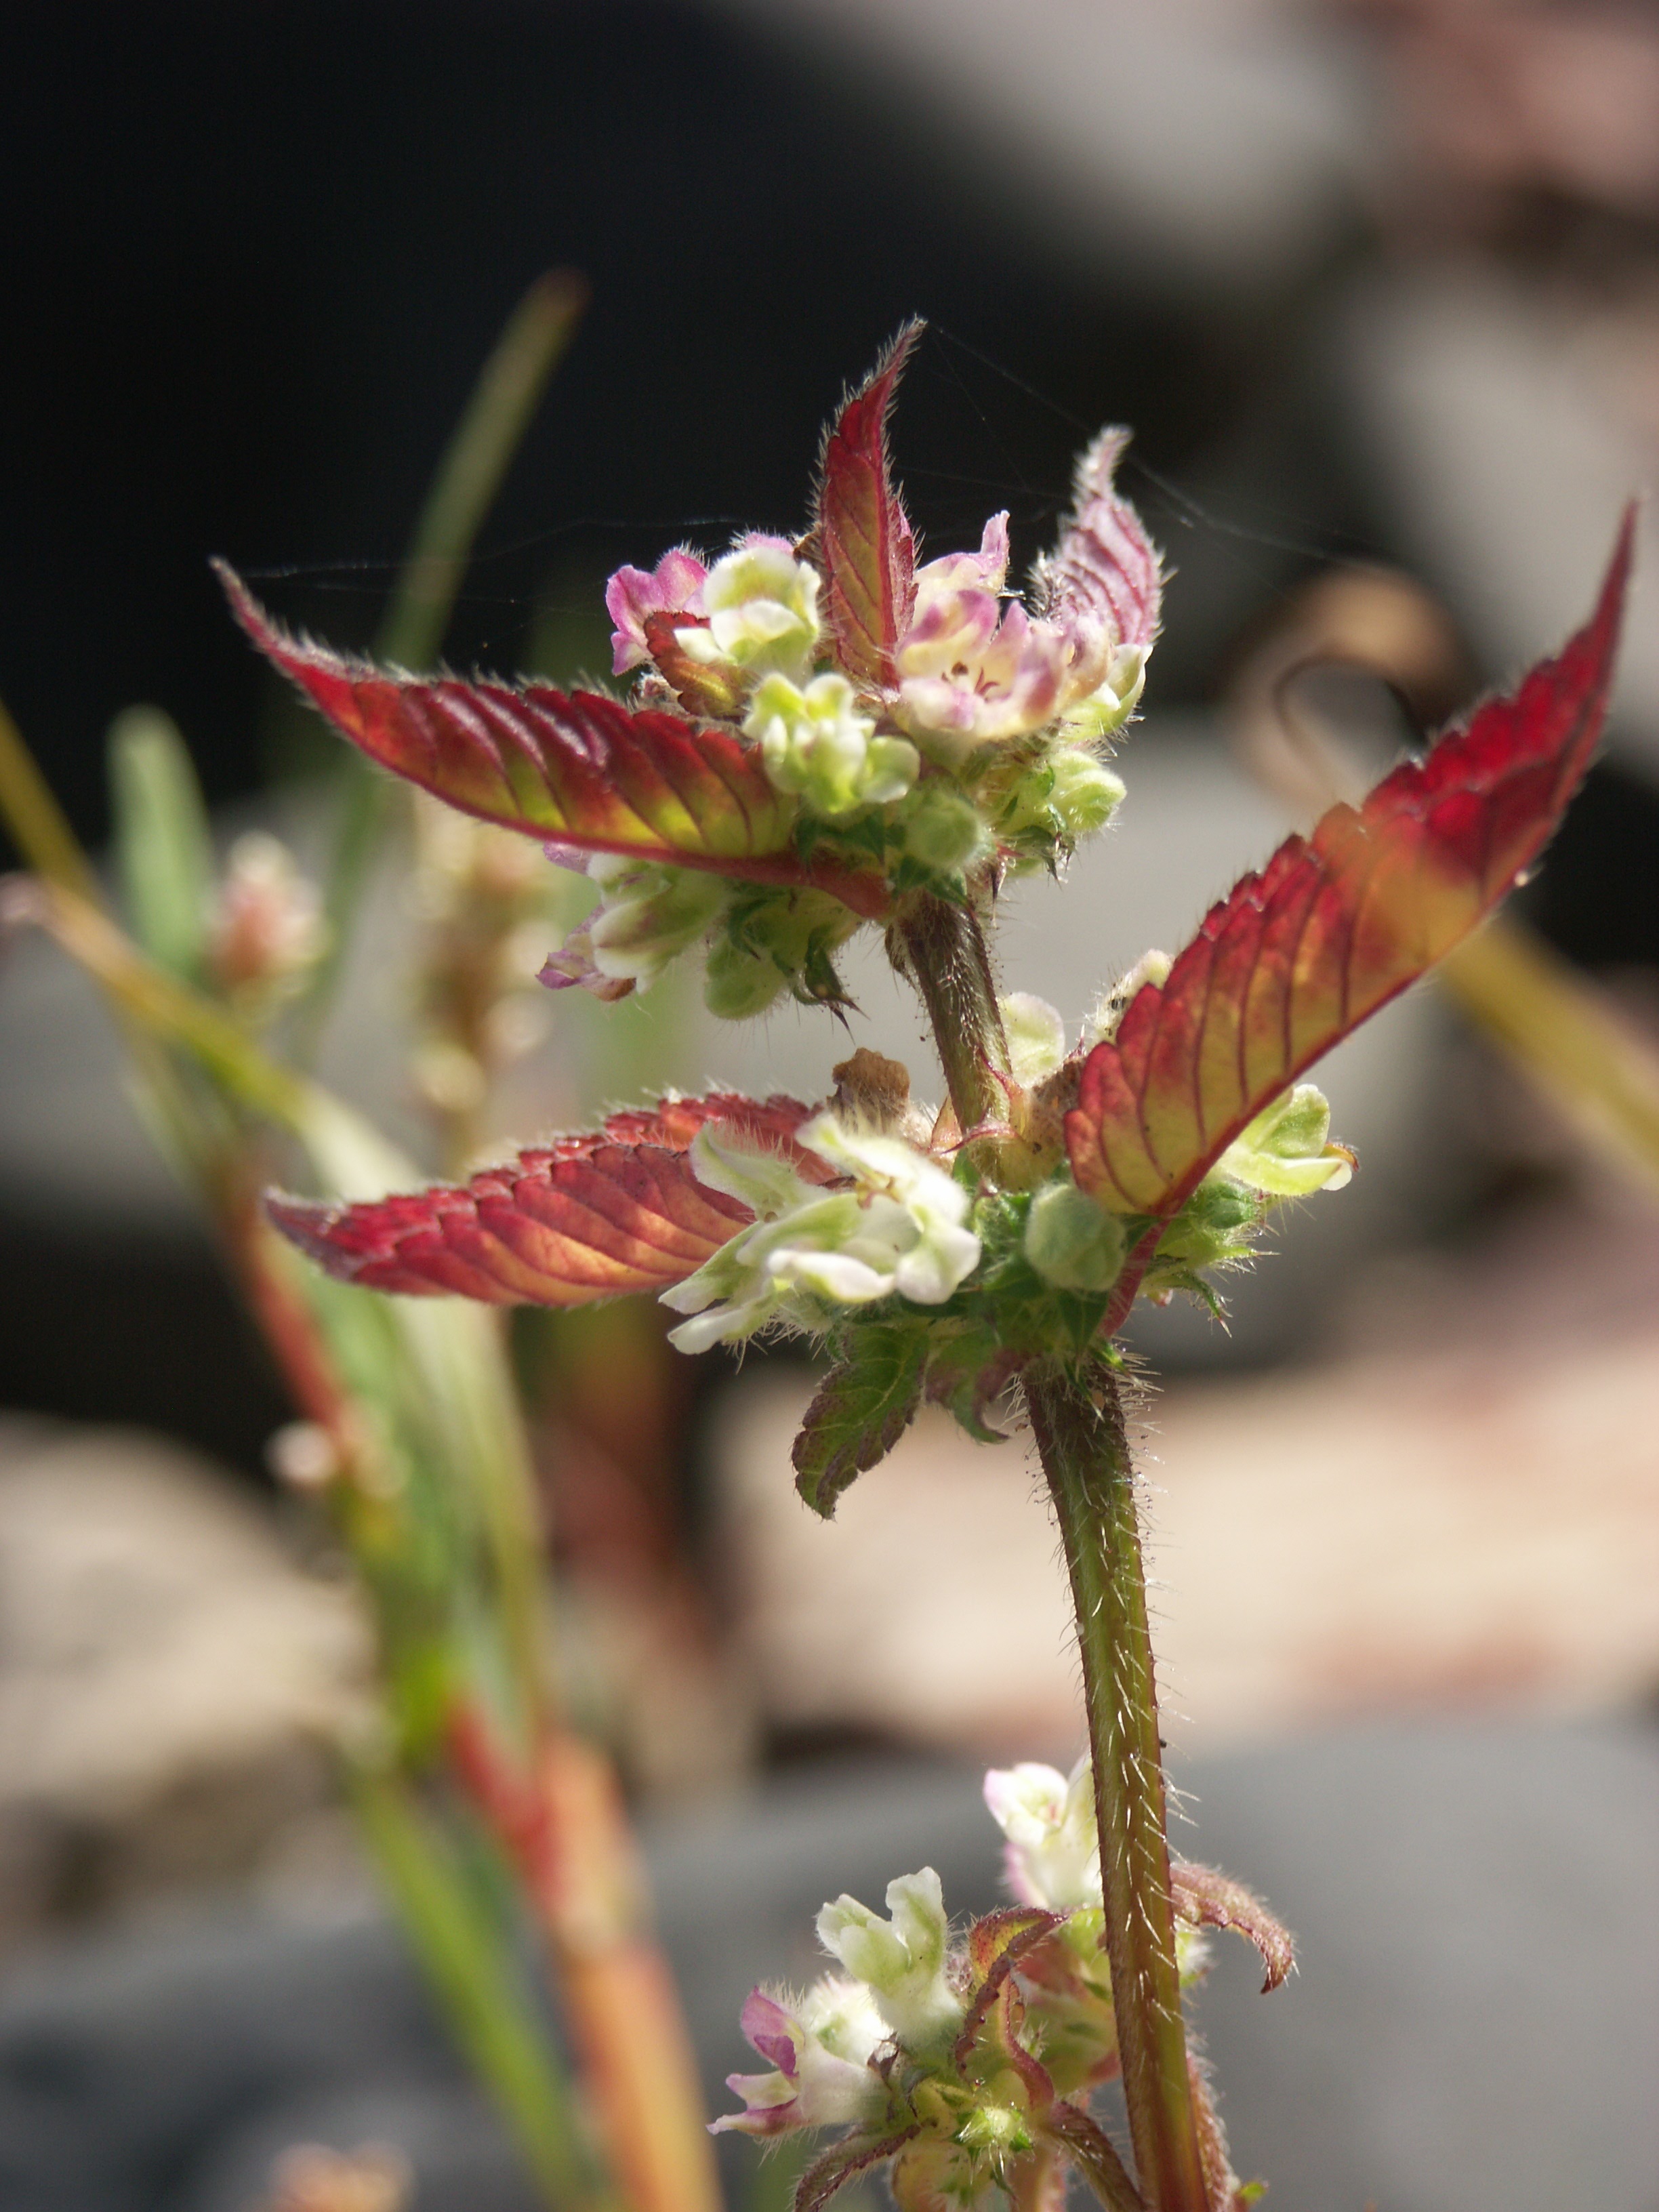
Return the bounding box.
[813,321,922,690]
[1069,513,1633,1220]
[268,1093,819,1307]
[1040,426,1163,652]
[218,565,888,918]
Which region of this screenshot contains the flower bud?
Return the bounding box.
[1153,1177,1259,1270]
[703,937,790,1021]
[1023,1183,1126,1294]
[1000,994,1067,1086]
[1060,643,1149,739]
[1048,749,1126,839]
[900,783,988,874]
[745,672,918,817]
[583,857,726,989]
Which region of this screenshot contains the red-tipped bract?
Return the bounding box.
[216,564,887,918]
[1067,511,1634,1219]
[813,320,922,691]
[268,1094,823,1306]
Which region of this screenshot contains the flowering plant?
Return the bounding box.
[0,303,1628,2212]
[216,325,1629,2211]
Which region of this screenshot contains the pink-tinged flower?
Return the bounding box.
[895,435,1162,758]
[893,513,1011,682]
[605,548,708,674]
[983,1759,1101,1912]
[711,1981,890,2139]
[535,925,633,1001]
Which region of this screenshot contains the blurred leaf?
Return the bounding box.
[108,706,216,979]
[352,1764,604,2212]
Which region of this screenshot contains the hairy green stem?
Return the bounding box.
[890,888,1012,1134]
[1025,1363,1207,2212]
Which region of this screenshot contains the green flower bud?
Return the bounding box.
[1000,992,1067,1085]
[704,937,789,1020]
[1048,748,1126,839]
[1023,1181,1126,1293]
[1154,1176,1259,1270]
[958,2105,1035,2155]
[901,783,989,873]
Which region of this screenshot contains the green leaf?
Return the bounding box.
[107,707,214,980]
[792,1323,930,1516]
[922,1324,1020,1445]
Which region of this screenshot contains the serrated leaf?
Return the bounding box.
[1069,513,1633,1220]
[922,1327,1022,1443]
[217,564,888,919]
[267,1092,818,1307]
[1170,1860,1294,1994]
[1041,426,1163,651]
[815,322,922,689]
[792,1324,930,1516]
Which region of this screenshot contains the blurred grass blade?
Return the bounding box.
[0,872,411,1196]
[300,270,590,1054]
[1443,916,1659,1200]
[108,705,216,979]
[380,270,591,672]
[352,1765,606,2212]
[0,692,102,902]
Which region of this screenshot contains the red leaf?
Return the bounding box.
[217,565,888,919]
[1170,1860,1294,1994]
[1041,427,1163,652]
[814,321,922,690]
[267,1093,822,1307]
[1068,512,1633,1221]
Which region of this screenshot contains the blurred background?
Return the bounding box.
[1,3,1656,2209]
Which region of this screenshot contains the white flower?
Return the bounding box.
[1212,1084,1354,1199]
[817,1868,964,2048]
[1059,643,1149,741]
[677,537,822,678]
[983,1757,1101,1911]
[712,1978,889,2138]
[745,671,918,817]
[661,1113,981,1351]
